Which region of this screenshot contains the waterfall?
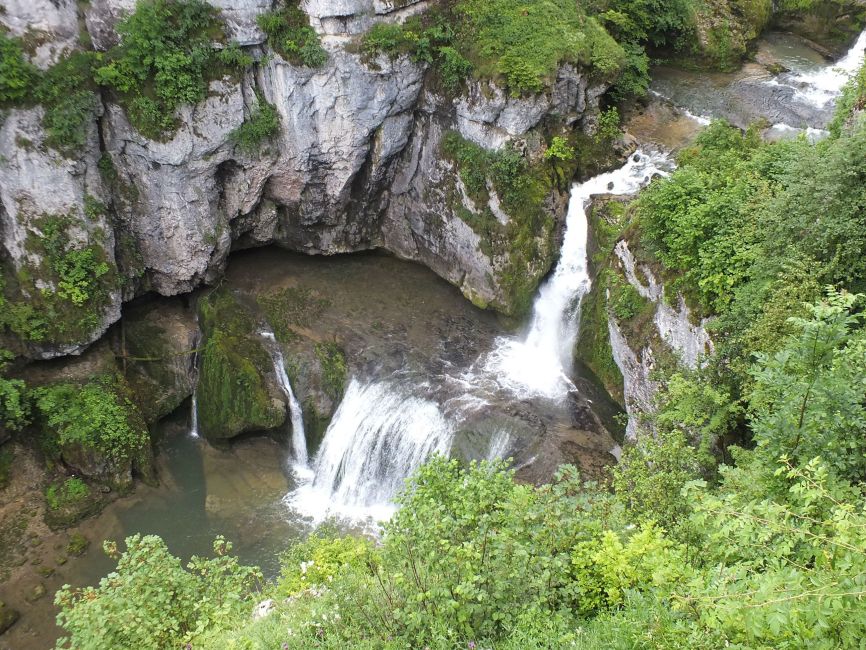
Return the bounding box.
[288,378,454,522]
[189,392,200,438]
[486,429,511,461]
[785,28,866,107]
[484,150,673,400]
[189,319,201,438]
[260,330,311,476]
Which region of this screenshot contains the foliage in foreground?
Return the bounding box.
[56,294,866,648]
[55,535,261,649]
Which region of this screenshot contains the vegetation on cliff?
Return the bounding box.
[0,210,119,351]
[257,2,328,68]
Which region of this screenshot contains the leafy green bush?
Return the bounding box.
[362,15,470,90]
[55,534,262,649]
[229,97,281,153]
[0,349,29,432]
[0,32,38,103]
[257,3,327,67]
[830,63,866,135]
[93,0,223,138]
[39,215,111,307]
[33,375,148,464]
[595,106,622,142]
[544,136,575,162]
[45,478,90,511]
[748,291,866,482]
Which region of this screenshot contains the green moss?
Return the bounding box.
[302,396,330,453]
[45,477,89,511]
[65,531,90,557]
[197,288,284,440]
[315,342,347,401]
[576,270,624,403]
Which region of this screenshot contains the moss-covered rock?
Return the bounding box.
[0,600,19,635]
[683,0,774,70]
[117,298,198,424]
[773,0,866,54]
[197,288,285,441]
[575,198,632,403]
[43,477,103,529]
[32,373,153,492]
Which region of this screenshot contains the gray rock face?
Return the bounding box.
[614,240,713,369]
[607,239,715,439]
[0,0,79,68]
[0,0,609,357]
[607,313,658,441]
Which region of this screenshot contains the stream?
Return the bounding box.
[4,25,864,650]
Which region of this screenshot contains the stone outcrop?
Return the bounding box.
[605,239,714,439]
[0,0,609,360]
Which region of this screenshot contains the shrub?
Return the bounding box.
[748,291,866,482]
[35,52,99,153]
[39,215,110,307]
[0,348,29,431]
[216,41,254,70]
[544,136,575,162]
[0,32,38,103]
[55,534,262,649]
[229,97,281,153]
[258,3,327,67]
[93,0,223,138]
[33,375,148,464]
[595,106,621,143]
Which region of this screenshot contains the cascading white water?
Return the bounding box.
[260,330,311,477]
[784,28,866,107]
[484,150,673,400]
[288,378,454,522]
[486,429,511,461]
[189,392,200,438]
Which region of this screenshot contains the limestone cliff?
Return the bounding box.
[0,0,608,360]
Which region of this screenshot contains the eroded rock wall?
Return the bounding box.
[0,0,608,359]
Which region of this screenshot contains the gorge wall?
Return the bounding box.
[0,0,609,362]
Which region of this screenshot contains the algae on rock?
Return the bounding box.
[197,287,285,441]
